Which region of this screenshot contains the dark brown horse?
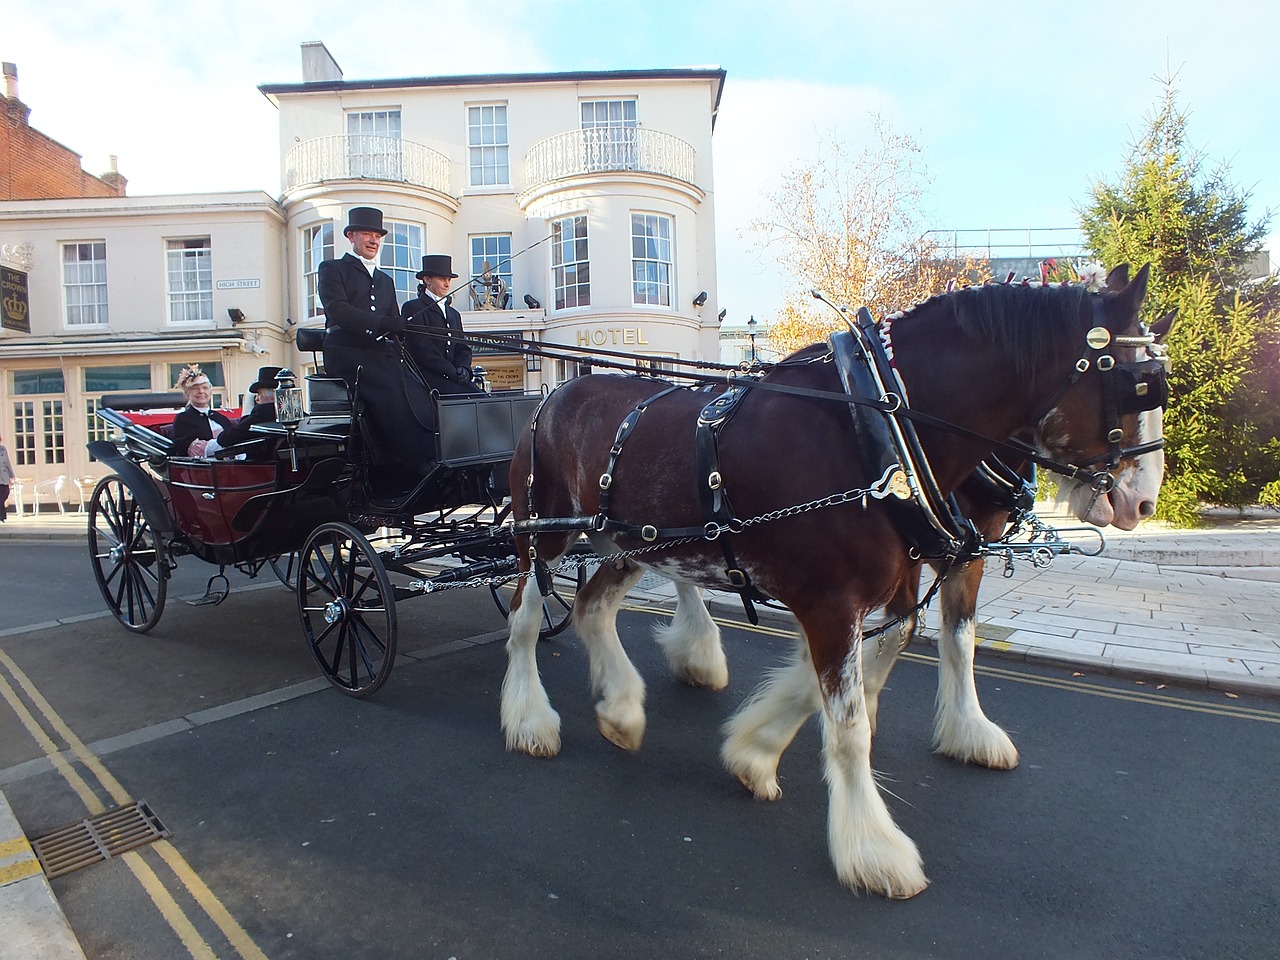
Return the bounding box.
[501,265,1165,898]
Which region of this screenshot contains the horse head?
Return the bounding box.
[1030,264,1173,529]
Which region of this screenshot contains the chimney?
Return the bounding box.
[300,42,343,83]
[2,62,31,124]
[100,155,128,196]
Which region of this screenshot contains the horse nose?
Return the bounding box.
[1137,498,1157,520]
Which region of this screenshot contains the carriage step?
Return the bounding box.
[29,801,169,879]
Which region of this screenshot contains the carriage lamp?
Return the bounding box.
[274,369,305,470]
[274,369,305,426]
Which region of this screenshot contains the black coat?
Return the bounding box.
[217,401,277,448]
[317,254,435,469]
[400,292,480,394]
[171,406,233,457]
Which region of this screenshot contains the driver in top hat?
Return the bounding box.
[400,254,483,395]
[317,206,436,485]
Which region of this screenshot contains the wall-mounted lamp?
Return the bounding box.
[692,290,708,308]
[717,308,728,323]
[524,294,541,309]
[228,307,246,325]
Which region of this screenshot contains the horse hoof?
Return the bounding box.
[733,771,782,801]
[505,730,561,758]
[886,877,930,900]
[597,718,643,752]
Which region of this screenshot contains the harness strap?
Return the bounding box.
[595,384,684,527]
[696,385,765,624]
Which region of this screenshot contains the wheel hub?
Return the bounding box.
[323,599,348,624]
[108,543,126,565]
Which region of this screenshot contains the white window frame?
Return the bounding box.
[62,241,108,327]
[346,109,403,180]
[467,103,510,187]
[303,222,334,320]
[580,98,638,169]
[630,213,673,308]
[469,235,513,309]
[551,216,590,311]
[166,237,213,324]
[377,220,424,305]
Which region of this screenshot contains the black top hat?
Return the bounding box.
[344,206,388,237]
[416,254,458,279]
[248,366,283,393]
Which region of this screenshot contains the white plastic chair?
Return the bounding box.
[73,475,99,513]
[32,475,68,514]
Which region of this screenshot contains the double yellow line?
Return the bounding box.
[0,649,270,960]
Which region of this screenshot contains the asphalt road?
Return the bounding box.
[1,545,1277,960]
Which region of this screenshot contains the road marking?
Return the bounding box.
[0,650,271,959]
[623,604,1280,723]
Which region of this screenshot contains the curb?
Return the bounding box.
[0,792,87,960]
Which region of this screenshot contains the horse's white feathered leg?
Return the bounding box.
[654,581,728,690]
[933,568,1018,769]
[722,642,822,800]
[500,579,562,757]
[821,621,928,899]
[861,613,915,735]
[575,561,648,751]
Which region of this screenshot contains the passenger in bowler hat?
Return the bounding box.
[400,254,483,395]
[318,206,439,487]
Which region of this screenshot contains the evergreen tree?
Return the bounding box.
[1078,78,1279,525]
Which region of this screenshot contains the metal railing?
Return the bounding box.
[926,227,1086,260]
[521,127,696,198]
[283,135,453,195]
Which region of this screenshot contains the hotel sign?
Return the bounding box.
[1,265,30,333]
[575,327,649,347]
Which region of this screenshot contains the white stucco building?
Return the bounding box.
[0,46,727,504]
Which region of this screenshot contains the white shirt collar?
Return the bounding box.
[358,256,378,275]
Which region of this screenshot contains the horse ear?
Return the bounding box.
[1112,263,1150,323]
[1105,264,1130,291]
[1150,306,1177,340]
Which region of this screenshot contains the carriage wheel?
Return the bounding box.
[297,522,398,697]
[268,552,298,590]
[489,556,587,640]
[88,475,169,633]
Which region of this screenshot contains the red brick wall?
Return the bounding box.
[2,95,126,199]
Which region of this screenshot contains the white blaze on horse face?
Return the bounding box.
[1104,407,1164,530]
[1058,406,1165,529]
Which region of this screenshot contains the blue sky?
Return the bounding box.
[8,0,1278,321]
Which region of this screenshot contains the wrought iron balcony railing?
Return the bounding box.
[283,135,453,195]
[521,127,696,199]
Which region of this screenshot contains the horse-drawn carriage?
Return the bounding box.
[86,266,1173,900]
[85,325,585,698]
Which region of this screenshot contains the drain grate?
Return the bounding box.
[30,801,169,879]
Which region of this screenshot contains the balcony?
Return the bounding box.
[283,135,453,196]
[519,127,697,205]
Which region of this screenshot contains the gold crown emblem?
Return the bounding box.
[2,294,28,321]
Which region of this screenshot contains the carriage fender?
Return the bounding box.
[86,440,177,537]
[230,457,346,533]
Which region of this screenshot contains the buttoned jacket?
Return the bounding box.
[170,406,233,458]
[318,254,403,351]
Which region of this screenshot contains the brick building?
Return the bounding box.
[0,63,125,201]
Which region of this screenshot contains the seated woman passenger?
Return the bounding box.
[170,364,233,458]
